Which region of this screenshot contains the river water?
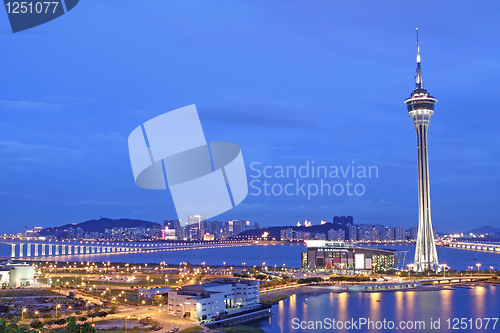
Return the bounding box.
[2,243,499,272]
[255,284,500,332]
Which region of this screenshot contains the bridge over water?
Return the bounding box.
[448,241,500,253]
[0,239,248,259]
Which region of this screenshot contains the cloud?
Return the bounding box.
[202,106,318,129]
[0,99,64,113]
[89,131,124,141]
[0,140,81,164]
[60,200,146,206]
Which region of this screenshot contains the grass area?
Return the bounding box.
[221,325,265,333]
[179,327,203,333]
[0,288,60,297]
[260,295,287,305]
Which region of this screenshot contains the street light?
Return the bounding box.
[476,263,482,275]
[407,264,413,280]
[126,315,130,333]
[22,308,26,321]
[442,264,448,277]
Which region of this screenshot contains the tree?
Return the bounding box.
[109,298,120,309]
[30,320,43,329]
[152,295,163,305]
[97,312,107,319]
[0,319,41,333]
[54,318,66,326]
[65,317,95,333]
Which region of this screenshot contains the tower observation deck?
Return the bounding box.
[404,29,439,272]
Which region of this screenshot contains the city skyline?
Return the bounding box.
[1,1,500,234]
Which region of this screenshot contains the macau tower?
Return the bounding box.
[404,29,440,272]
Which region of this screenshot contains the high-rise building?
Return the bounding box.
[67,228,75,240]
[395,226,406,241]
[280,228,294,241]
[348,225,357,242]
[404,29,439,272]
[333,216,353,226]
[75,227,83,240]
[328,229,345,241]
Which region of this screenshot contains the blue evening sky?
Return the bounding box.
[1,1,499,234]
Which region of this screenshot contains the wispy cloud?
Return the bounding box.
[89,131,124,141]
[202,106,318,129]
[0,140,81,164]
[0,99,64,113]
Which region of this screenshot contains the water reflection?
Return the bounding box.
[260,285,500,333]
[337,292,348,323]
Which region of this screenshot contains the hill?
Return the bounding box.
[464,225,500,236]
[39,218,162,237]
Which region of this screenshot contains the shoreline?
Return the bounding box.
[259,280,491,302]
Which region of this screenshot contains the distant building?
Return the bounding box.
[395,226,406,241]
[188,215,204,225]
[295,231,311,240]
[313,232,326,240]
[203,233,215,241]
[280,228,293,241]
[163,228,176,240]
[333,216,353,226]
[348,225,357,242]
[302,240,395,273]
[75,227,83,240]
[67,228,75,240]
[409,227,418,241]
[327,229,345,241]
[164,220,181,229]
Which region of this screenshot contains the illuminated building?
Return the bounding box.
[301,240,395,273]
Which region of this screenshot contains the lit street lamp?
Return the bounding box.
[442,264,449,277]
[407,264,414,280]
[476,263,482,275]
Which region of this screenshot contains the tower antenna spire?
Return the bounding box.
[415,28,423,89]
